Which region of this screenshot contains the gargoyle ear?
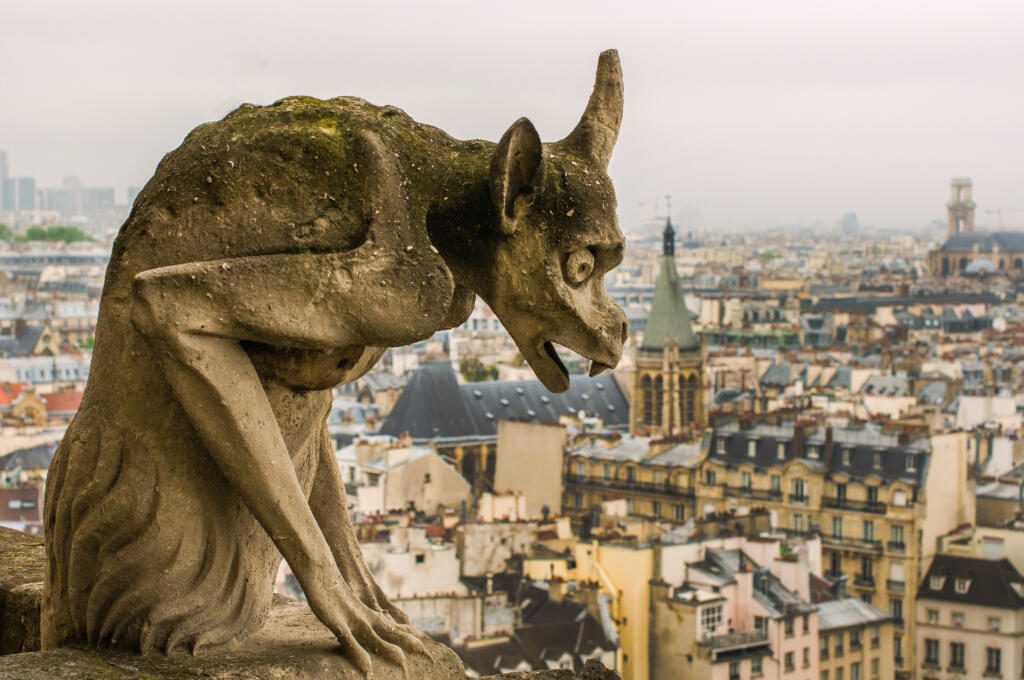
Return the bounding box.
[490,117,544,236]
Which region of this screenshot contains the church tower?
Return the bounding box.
[632,217,705,438]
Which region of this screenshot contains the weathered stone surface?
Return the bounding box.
[1,596,463,679]
[0,527,44,655]
[39,50,626,677]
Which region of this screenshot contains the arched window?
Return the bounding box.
[641,375,653,425]
[654,375,664,427]
[685,374,698,425]
[1016,258,1023,270]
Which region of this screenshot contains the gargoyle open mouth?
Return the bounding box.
[532,339,616,394]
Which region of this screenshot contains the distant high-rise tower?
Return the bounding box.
[0,151,8,213]
[631,217,705,438]
[947,177,975,237]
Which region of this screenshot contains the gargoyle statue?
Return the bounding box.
[43,50,627,675]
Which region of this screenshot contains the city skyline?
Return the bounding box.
[2,0,1023,232]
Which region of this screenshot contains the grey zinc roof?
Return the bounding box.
[379,361,629,442]
[817,598,892,632]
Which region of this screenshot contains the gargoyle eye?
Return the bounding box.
[564,248,595,285]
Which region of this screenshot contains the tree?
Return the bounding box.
[0,224,12,241]
[18,225,94,243]
[459,356,498,382]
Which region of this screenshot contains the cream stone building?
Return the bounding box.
[817,598,896,680]
[915,554,1024,680]
[697,416,975,679]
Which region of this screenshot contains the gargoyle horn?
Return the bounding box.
[561,49,623,169]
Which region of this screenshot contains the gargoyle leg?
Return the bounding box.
[310,432,412,625]
[130,253,433,676]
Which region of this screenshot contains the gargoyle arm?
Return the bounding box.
[129,250,429,675]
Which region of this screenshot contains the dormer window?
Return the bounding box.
[777,442,786,460]
[808,445,820,460]
[842,448,852,466]
[873,451,882,469]
[717,439,726,455]
[930,575,946,591]
[748,440,757,458]
[906,455,918,472]
[955,578,971,594]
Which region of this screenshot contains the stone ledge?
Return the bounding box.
[0,528,619,679]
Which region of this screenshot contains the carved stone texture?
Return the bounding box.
[40,51,627,676]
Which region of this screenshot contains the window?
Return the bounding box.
[802,614,809,633]
[889,598,903,621]
[808,445,820,459]
[729,661,740,680]
[860,556,873,581]
[926,608,939,624]
[894,634,903,664]
[777,442,786,460]
[626,467,636,482]
[836,669,844,680]
[784,651,794,672]
[842,448,852,465]
[415,553,425,564]
[674,504,684,521]
[701,605,722,634]
[929,575,946,591]
[952,611,964,627]
[770,475,781,492]
[867,486,879,506]
[870,658,879,679]
[835,632,844,656]
[905,454,917,472]
[575,461,585,476]
[821,671,829,680]
[705,469,716,485]
[651,501,661,516]
[602,463,611,479]
[747,439,757,457]
[829,551,842,577]
[850,629,861,649]
[792,513,805,532]
[870,625,879,647]
[836,483,847,502]
[924,638,939,665]
[717,438,726,454]
[751,657,762,676]
[755,615,768,632]
[850,661,861,680]
[872,451,882,468]
[741,471,752,489]
[833,516,843,539]
[803,646,810,667]
[954,577,971,594]
[950,642,965,669]
[892,489,908,506]
[890,524,904,547]
[626,498,634,514]
[986,647,1001,675]
[988,616,1001,632]
[863,520,874,542]
[573,492,582,507]
[792,478,807,500]
[820,634,830,659]
[785,616,794,637]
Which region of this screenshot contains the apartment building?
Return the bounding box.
[697,415,974,678]
[916,554,1024,680]
[818,598,896,680]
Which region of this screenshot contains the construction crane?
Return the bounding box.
[985,209,1024,229]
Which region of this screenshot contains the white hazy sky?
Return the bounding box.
[2,0,1023,232]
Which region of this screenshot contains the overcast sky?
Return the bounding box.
[3,0,1023,233]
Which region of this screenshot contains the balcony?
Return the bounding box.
[788,493,809,504]
[700,629,770,655]
[887,540,906,552]
[887,579,905,593]
[722,485,784,502]
[823,535,884,553]
[565,474,695,498]
[854,575,876,589]
[822,496,886,514]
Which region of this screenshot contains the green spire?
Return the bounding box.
[642,220,697,351]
